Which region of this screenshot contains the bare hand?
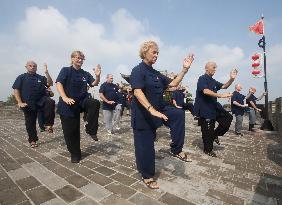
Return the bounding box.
[43,63,48,73]
[182,54,195,72]
[17,102,27,108]
[93,64,101,76]
[150,109,168,121]
[108,101,115,104]
[230,68,238,80]
[62,97,75,105]
[221,92,233,98]
[243,104,249,107]
[263,92,267,96]
[256,108,262,112]
[176,106,183,109]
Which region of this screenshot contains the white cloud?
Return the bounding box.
[0,6,280,103]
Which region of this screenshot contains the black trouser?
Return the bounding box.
[183,103,194,114]
[83,98,100,135]
[42,98,55,126]
[22,107,38,143]
[199,111,233,152]
[60,114,81,160]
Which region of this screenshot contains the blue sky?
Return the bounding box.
[0,0,281,102]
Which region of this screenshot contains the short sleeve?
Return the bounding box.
[130,66,145,89]
[56,67,69,85]
[12,75,23,90]
[215,80,223,91]
[159,73,172,89]
[197,76,208,92]
[99,83,105,93]
[86,71,95,86]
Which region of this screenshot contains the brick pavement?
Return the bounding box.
[0,106,281,205]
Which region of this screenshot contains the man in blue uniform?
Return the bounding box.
[171,85,194,113]
[56,51,101,163]
[112,87,127,130]
[231,84,249,135]
[99,74,119,134]
[246,87,266,131]
[12,60,55,148]
[194,62,235,157]
[130,40,194,189]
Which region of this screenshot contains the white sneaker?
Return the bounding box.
[107,130,113,135]
[115,127,121,130]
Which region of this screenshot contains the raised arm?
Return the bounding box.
[256,92,267,101]
[43,63,53,86]
[91,64,101,86]
[203,89,232,98]
[168,54,194,88]
[221,69,238,89]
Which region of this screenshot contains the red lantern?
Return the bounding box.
[252,70,261,75]
[252,62,260,67]
[252,53,260,61]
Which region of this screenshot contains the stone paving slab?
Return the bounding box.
[0,106,281,205]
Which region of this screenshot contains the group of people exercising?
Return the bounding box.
[12,40,266,189]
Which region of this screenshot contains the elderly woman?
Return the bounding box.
[56,51,101,163]
[130,41,194,189]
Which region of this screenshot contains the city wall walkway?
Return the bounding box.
[0,106,281,205]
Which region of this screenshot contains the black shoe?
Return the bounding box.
[71,156,81,163]
[91,135,98,141]
[235,132,243,136]
[204,151,217,157]
[214,137,220,145]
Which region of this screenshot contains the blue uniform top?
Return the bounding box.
[193,74,223,120]
[246,94,257,108]
[171,90,185,107]
[116,91,127,107]
[231,91,246,116]
[99,82,119,110]
[12,73,47,110]
[130,61,172,130]
[56,66,95,117]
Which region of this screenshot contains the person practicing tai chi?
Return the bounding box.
[12,61,55,148]
[130,40,194,189]
[56,51,101,163]
[194,62,235,157]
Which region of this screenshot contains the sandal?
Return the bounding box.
[171,152,192,162]
[30,141,38,148]
[142,179,159,189]
[45,126,53,133]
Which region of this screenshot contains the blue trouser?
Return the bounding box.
[133,107,185,179]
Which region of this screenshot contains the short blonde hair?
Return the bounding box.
[139,41,158,59]
[71,50,85,59]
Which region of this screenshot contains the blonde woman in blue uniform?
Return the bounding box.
[130,41,194,189]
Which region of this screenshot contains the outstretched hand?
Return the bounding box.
[182,54,195,72]
[43,63,48,74]
[93,64,101,76]
[230,68,238,80]
[221,92,233,98]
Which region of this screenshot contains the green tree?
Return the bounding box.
[5,94,17,105]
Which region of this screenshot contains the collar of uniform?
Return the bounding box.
[204,73,213,80]
[26,72,37,76]
[141,61,153,70]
